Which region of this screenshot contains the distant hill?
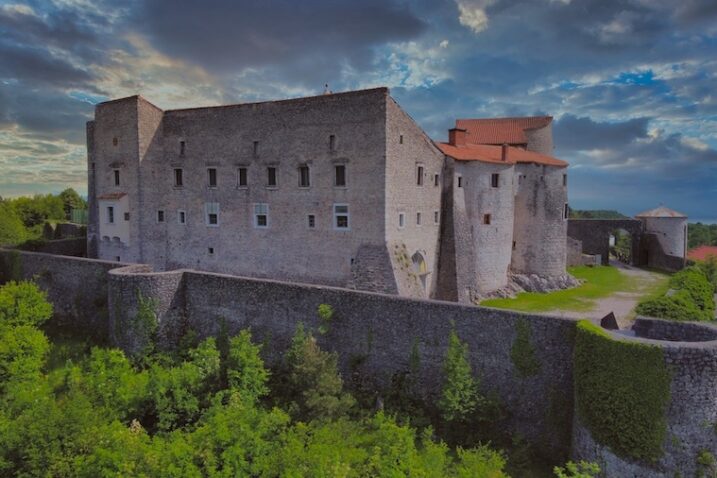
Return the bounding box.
[569,209,629,219]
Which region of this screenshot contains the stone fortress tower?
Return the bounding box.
[87,89,575,303]
[636,206,688,261]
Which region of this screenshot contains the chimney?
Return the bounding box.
[502,143,509,162]
[448,128,467,146]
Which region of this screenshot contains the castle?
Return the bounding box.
[87,87,572,302]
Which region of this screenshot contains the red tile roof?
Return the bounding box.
[456,116,552,145]
[688,246,717,262]
[98,192,127,200]
[436,142,568,167]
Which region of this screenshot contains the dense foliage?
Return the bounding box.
[0,281,518,477]
[574,320,670,463]
[510,319,541,378]
[569,209,628,219]
[688,222,717,249]
[636,266,716,321]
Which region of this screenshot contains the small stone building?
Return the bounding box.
[87,89,573,302]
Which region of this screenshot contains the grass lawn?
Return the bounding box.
[481,265,648,313]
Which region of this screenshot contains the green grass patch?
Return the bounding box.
[481,266,639,313]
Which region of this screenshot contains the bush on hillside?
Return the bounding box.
[636,266,715,321]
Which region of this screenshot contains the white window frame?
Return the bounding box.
[333,203,350,230]
[178,209,186,225]
[205,202,220,227]
[254,203,269,228]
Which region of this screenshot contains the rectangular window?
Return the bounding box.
[416,212,422,226]
[518,175,524,185]
[157,210,165,223]
[329,134,336,151]
[416,165,424,186]
[238,167,248,187]
[208,168,217,187]
[178,210,186,224]
[457,176,463,188]
[115,256,121,262]
[399,135,404,144]
[298,165,310,187]
[174,168,183,187]
[308,214,316,229]
[491,173,500,188]
[267,167,277,187]
[205,202,219,226]
[180,141,185,155]
[335,165,346,187]
[434,211,439,224]
[399,212,405,228]
[254,203,269,228]
[563,174,567,186]
[124,212,130,221]
[113,169,120,186]
[483,214,491,225]
[253,141,259,158]
[513,241,516,250]
[564,203,569,220]
[434,173,440,186]
[107,206,114,224]
[208,247,214,255]
[333,204,349,230]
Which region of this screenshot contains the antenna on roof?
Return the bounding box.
[323,83,332,95]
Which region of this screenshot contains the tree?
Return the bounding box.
[0,281,53,328]
[0,202,27,246]
[225,329,269,402]
[439,328,479,423]
[58,188,86,220]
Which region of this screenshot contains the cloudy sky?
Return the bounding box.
[1,0,716,219]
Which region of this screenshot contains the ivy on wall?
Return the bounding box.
[510,318,540,378]
[574,320,671,463]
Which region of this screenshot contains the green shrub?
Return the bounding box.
[439,329,479,423]
[510,318,541,378]
[0,281,53,327]
[574,320,670,462]
[554,460,601,478]
[317,303,334,335]
[636,266,715,321]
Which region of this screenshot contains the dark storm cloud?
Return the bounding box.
[136,0,426,73]
[554,115,649,153]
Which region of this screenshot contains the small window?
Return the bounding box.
[254,203,269,228]
[298,165,310,187]
[206,202,219,226]
[398,212,405,228]
[238,167,248,187]
[434,173,440,186]
[157,210,165,222]
[180,141,185,155]
[399,134,404,144]
[333,204,349,230]
[416,165,424,186]
[208,168,217,188]
[564,203,569,220]
[113,169,120,186]
[267,167,277,187]
[308,214,316,229]
[253,141,259,158]
[112,137,118,147]
[107,206,114,224]
[329,134,336,151]
[416,212,422,226]
[124,212,130,221]
[174,168,183,187]
[434,211,439,224]
[178,210,186,224]
[491,173,499,188]
[563,174,567,186]
[518,175,524,184]
[335,165,346,187]
[513,241,516,250]
[457,176,463,188]
[208,247,214,255]
[483,214,491,225]
[115,256,121,262]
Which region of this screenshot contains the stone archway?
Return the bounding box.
[412,251,428,295]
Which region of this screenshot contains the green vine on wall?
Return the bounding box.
[133,290,158,359]
[574,320,671,463]
[510,318,541,378]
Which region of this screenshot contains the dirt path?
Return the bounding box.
[541,261,667,328]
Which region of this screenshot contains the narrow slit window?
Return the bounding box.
[399,213,405,228]
[238,167,248,187]
[267,167,277,187]
[491,173,500,188]
[416,165,424,186]
[107,206,114,224]
[253,141,259,158]
[399,135,403,144]
[564,203,569,219]
[333,204,349,230]
[416,212,422,225]
[174,168,183,187]
[434,211,439,224]
[563,174,567,186]
[434,173,440,186]
[157,210,165,222]
[483,214,491,225]
[178,210,186,224]
[180,141,185,155]
[298,165,310,187]
[457,176,463,188]
[254,203,269,228]
[335,165,346,187]
[329,134,336,151]
[308,214,316,229]
[113,169,120,186]
[208,168,217,187]
[124,212,130,221]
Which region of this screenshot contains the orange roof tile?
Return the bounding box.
[688,246,717,262]
[97,192,127,200]
[436,142,568,167]
[456,116,552,145]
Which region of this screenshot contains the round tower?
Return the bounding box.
[636,206,688,259]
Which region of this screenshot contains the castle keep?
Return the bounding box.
[87,88,571,302]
